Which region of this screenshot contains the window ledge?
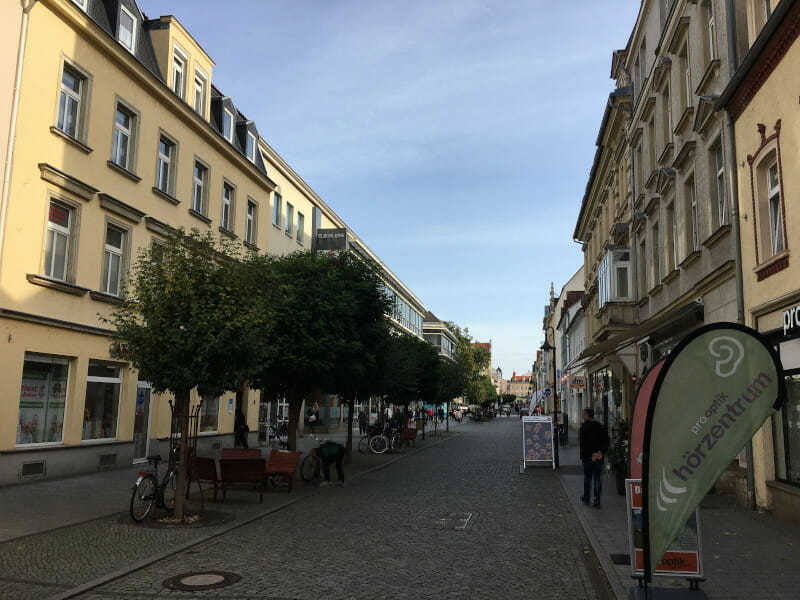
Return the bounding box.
[296,239,304,246]
[648,282,664,297]
[662,268,680,285]
[702,224,732,250]
[284,230,293,238]
[679,250,701,269]
[90,290,124,304]
[272,223,281,230]
[243,240,259,251]
[152,186,180,205]
[189,208,212,225]
[219,226,238,239]
[27,274,89,296]
[106,160,141,182]
[50,126,93,154]
[637,295,649,308]
[755,250,790,282]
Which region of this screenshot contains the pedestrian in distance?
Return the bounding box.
[312,440,346,487]
[357,410,367,436]
[579,407,609,508]
[234,407,249,449]
[307,402,320,434]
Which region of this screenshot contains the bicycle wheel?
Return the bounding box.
[300,454,319,482]
[357,435,370,453]
[391,434,404,453]
[369,434,388,454]
[160,470,176,513]
[130,474,157,522]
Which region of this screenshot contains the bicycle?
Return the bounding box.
[130,454,177,522]
[268,419,289,450]
[299,452,321,482]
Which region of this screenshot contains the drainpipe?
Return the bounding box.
[723,0,756,512]
[0,1,38,283]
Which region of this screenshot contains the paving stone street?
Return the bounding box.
[0,418,598,600]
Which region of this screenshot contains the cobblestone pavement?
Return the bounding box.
[72,418,597,599]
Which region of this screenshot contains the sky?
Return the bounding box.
[138,0,641,375]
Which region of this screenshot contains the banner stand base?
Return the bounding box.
[629,587,708,600]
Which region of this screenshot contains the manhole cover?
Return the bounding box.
[163,571,241,591]
[411,511,476,531]
[610,553,631,565]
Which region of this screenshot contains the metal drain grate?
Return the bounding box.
[610,553,631,565]
[411,511,475,531]
[163,571,241,591]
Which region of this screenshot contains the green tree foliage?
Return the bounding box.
[379,334,441,409]
[106,229,268,520]
[444,321,491,406]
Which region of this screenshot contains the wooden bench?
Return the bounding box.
[221,448,262,460]
[265,450,302,493]
[188,455,220,513]
[219,458,267,503]
[401,427,418,447]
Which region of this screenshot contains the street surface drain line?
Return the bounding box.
[51,431,463,600]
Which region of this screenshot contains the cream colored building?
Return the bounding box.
[0,0,429,484]
[717,0,800,521]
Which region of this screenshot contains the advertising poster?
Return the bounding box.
[17,361,67,444]
[522,415,554,468]
[643,323,785,578]
[627,479,702,578]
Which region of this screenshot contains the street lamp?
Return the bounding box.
[541,327,560,468]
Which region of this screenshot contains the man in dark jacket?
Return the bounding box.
[579,408,609,508]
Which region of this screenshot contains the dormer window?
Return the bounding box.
[118,5,136,52]
[246,132,257,162]
[172,47,187,99]
[193,68,207,116]
[222,108,233,142]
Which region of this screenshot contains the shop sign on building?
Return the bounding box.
[570,376,586,389]
[783,304,800,336]
[315,228,348,253]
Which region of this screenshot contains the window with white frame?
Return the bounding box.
[651,222,660,286]
[17,354,69,445]
[285,202,294,235]
[246,132,257,162]
[598,249,631,308]
[765,0,774,21]
[192,160,208,214]
[296,211,304,244]
[222,108,233,142]
[681,44,691,109]
[686,177,698,253]
[767,160,784,256]
[156,135,175,195]
[273,193,282,227]
[172,47,187,99]
[706,2,717,60]
[245,200,256,245]
[70,0,88,10]
[118,5,136,53]
[57,64,85,139]
[221,183,234,231]
[102,223,126,296]
[193,69,207,115]
[44,199,74,281]
[666,202,678,273]
[111,103,134,170]
[82,361,122,440]
[713,144,726,228]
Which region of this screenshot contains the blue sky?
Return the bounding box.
[138,1,640,375]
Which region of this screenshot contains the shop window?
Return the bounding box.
[17,354,69,445]
[774,373,800,483]
[82,361,122,440]
[200,394,219,432]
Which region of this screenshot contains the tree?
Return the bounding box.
[379,334,441,411]
[106,229,268,520]
[444,322,491,406]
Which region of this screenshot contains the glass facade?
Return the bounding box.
[17,355,69,445]
[82,361,121,440]
[774,373,800,484]
[589,366,623,427]
[381,283,423,337]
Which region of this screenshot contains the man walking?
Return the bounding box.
[579,408,609,508]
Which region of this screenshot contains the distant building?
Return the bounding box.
[423,311,457,361]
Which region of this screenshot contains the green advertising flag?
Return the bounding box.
[643,323,784,579]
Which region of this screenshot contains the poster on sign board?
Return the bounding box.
[522,416,554,468]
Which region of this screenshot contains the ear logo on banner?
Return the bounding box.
[709,336,744,377]
[657,468,686,512]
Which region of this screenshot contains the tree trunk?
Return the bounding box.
[446,401,450,433]
[286,386,301,451]
[345,396,354,464]
[173,387,191,522]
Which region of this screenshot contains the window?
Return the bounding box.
[285,202,294,235]
[156,135,175,194]
[246,200,257,245]
[666,203,678,273]
[192,160,208,214]
[221,183,234,231]
[200,394,219,432]
[70,0,87,9]
[773,373,800,483]
[273,193,282,227]
[651,222,660,285]
[638,39,647,88]
[57,65,85,139]
[193,69,207,115]
[17,354,69,445]
[648,118,656,174]
[767,161,784,256]
[44,200,74,281]
[598,249,631,307]
[680,45,691,109]
[172,47,187,99]
[118,5,136,52]
[713,144,726,228]
[102,223,125,296]
[111,103,134,170]
[297,211,304,244]
[222,108,233,142]
[638,237,647,297]
[661,87,672,146]
[686,177,698,253]
[765,0,774,21]
[82,361,122,440]
[246,132,257,162]
[707,3,717,60]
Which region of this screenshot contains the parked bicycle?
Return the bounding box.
[130,454,177,522]
[359,422,403,454]
[299,452,321,482]
[268,419,289,449]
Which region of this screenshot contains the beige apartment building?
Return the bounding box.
[0,0,429,484]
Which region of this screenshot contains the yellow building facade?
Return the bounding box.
[718,0,800,521]
[0,0,428,484]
